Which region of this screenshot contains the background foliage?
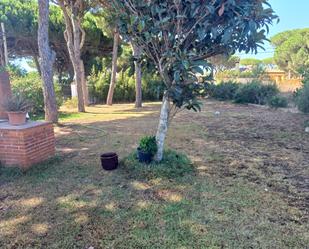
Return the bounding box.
[295,76,309,113]
[10,72,63,115]
[271,28,309,76]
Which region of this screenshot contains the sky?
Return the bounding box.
[236,0,309,60]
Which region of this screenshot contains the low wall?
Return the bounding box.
[276,79,302,92]
[0,121,55,169]
[217,77,302,92]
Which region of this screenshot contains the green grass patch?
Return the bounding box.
[121,149,195,179]
[0,156,63,185]
[31,112,86,121]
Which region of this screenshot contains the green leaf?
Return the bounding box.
[137,20,145,32]
[182,60,190,69]
[192,66,204,74]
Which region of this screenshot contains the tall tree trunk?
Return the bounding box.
[0,23,8,66]
[33,55,42,76]
[106,27,119,106]
[80,59,89,105]
[0,28,5,67]
[59,1,85,112]
[68,65,74,83]
[132,43,142,108]
[58,68,63,85]
[72,59,85,112]
[38,0,58,123]
[72,17,85,111]
[154,92,170,161]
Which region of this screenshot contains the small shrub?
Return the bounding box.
[234,80,279,105]
[295,83,309,113]
[138,136,157,156]
[63,97,78,109]
[121,150,194,179]
[211,81,240,100]
[268,95,288,108]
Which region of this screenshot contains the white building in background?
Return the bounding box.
[71,83,77,98]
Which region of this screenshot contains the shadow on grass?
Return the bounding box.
[0,156,62,185]
[0,149,202,248]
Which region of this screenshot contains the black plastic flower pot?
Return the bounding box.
[100,152,118,170]
[137,148,153,164]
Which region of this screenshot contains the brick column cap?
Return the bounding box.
[0,121,53,131]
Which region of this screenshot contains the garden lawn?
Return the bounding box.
[0,100,308,249]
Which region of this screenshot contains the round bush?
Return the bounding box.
[268,95,288,108]
[234,80,279,105]
[296,83,309,113]
[211,81,240,100]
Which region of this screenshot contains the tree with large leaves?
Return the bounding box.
[271,28,309,77]
[37,0,58,123]
[111,0,278,161]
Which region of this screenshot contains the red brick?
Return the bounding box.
[0,122,55,169]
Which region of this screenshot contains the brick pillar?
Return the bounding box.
[0,121,55,169]
[0,71,12,119]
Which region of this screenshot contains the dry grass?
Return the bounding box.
[0,100,308,248]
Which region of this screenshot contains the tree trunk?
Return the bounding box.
[0,31,4,67]
[72,59,85,112]
[68,65,74,83]
[59,1,85,112]
[33,56,42,76]
[38,0,58,123]
[132,42,142,108]
[58,68,63,85]
[72,17,85,112]
[106,28,119,106]
[155,92,170,161]
[0,23,8,66]
[80,59,89,106]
